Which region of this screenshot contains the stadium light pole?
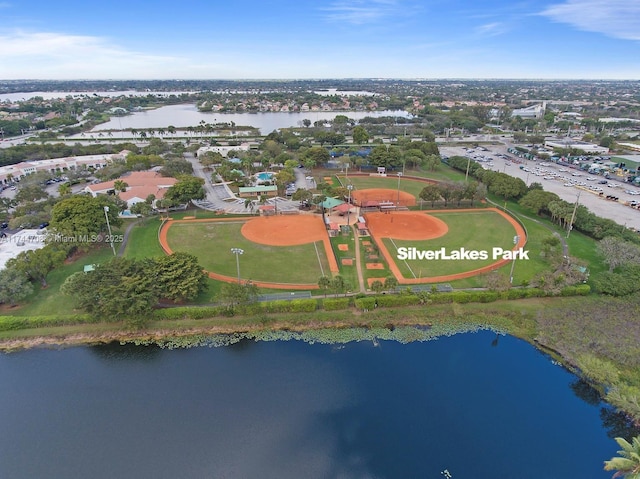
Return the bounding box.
[231,248,244,283]
[396,172,403,205]
[103,206,116,256]
[510,235,520,284]
[347,184,353,227]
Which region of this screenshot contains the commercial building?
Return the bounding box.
[544,139,609,154]
[0,151,128,185]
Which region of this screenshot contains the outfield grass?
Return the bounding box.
[5,245,117,317]
[123,218,165,259]
[382,211,517,279]
[166,221,331,284]
[329,233,359,292]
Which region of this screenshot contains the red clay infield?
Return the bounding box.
[352,188,416,206]
[241,215,327,246]
[364,211,448,240]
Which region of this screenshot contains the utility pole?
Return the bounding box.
[103,206,116,256]
[567,190,581,239]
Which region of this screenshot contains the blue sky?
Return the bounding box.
[0,0,638,79]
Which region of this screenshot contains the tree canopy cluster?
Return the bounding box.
[61,253,208,324]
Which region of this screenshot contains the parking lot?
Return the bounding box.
[440,144,640,232]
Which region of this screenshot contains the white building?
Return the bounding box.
[544,138,609,154]
[512,103,545,119]
[0,151,128,185]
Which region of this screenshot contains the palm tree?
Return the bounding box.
[114,180,128,192]
[604,436,640,478]
[244,198,255,215]
[57,183,71,196]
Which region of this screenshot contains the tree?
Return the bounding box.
[61,257,158,324]
[218,281,259,311]
[318,276,331,297]
[154,252,208,302]
[7,245,66,287]
[0,266,33,306]
[113,180,128,192]
[419,184,442,207]
[164,175,205,204]
[57,183,71,196]
[352,125,369,145]
[519,189,561,216]
[160,158,194,177]
[292,188,313,207]
[371,280,384,294]
[51,195,123,247]
[436,182,455,207]
[15,184,49,204]
[384,276,398,292]
[303,146,331,167]
[330,275,347,297]
[244,198,255,215]
[130,201,152,217]
[604,436,640,479]
[275,169,295,196]
[598,237,640,272]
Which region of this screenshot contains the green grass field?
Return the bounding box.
[382,211,518,279]
[329,234,359,291]
[165,221,332,284]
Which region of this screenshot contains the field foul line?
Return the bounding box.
[314,241,325,277]
[388,238,417,279]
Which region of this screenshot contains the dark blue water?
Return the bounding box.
[0,331,620,478]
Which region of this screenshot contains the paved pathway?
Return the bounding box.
[351,224,366,293]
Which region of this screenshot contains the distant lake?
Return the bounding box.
[0,330,620,479]
[91,104,410,134]
[0,91,196,102]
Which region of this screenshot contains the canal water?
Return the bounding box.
[0,331,621,478]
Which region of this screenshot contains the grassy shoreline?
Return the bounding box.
[2,295,638,426]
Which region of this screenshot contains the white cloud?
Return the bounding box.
[540,0,640,40]
[475,22,510,37]
[0,30,197,79]
[320,0,405,25]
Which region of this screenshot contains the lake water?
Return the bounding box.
[0,330,620,478]
[90,104,410,134]
[0,91,196,102]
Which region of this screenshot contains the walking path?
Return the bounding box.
[351,224,366,293]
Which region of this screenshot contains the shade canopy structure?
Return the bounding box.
[333,203,352,214]
[320,197,344,209]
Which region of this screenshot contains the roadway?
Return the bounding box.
[439,144,640,232]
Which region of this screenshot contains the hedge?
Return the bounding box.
[0,314,96,331]
[322,298,351,311]
[262,299,318,313]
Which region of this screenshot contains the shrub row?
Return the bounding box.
[261,299,318,313]
[355,285,591,310]
[0,314,95,331]
[321,298,351,311]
